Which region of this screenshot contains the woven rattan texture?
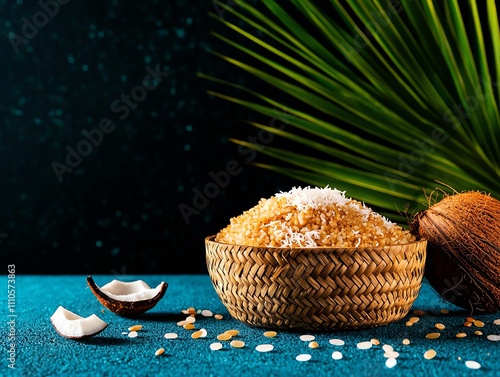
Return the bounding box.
[206,236,427,330]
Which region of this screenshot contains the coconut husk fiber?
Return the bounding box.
[411,191,500,313]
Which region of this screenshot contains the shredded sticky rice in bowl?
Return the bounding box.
[215,186,415,248]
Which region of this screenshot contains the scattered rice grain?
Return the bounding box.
[384,351,400,359]
[331,351,343,360]
[164,333,178,340]
[371,338,380,345]
[128,325,143,332]
[357,341,372,350]
[191,330,203,339]
[225,329,240,336]
[201,309,213,317]
[296,354,311,362]
[382,344,393,352]
[465,360,481,370]
[264,331,277,338]
[308,341,319,349]
[424,349,437,360]
[426,333,440,339]
[210,342,223,351]
[128,331,138,338]
[494,319,500,325]
[230,340,245,348]
[329,339,345,346]
[300,334,315,342]
[155,348,164,356]
[214,314,224,320]
[217,333,232,341]
[487,334,500,341]
[256,344,274,353]
[402,339,410,345]
[183,323,195,330]
[456,333,467,338]
[473,320,485,328]
[435,323,445,330]
[474,331,483,336]
[385,358,397,368]
[185,316,196,323]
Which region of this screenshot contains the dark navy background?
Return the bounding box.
[1,0,298,274]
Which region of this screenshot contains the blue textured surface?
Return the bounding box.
[3,275,499,376]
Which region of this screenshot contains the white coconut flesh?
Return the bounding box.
[99,280,164,302]
[50,306,107,338]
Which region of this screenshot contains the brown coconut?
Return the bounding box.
[411,191,500,313]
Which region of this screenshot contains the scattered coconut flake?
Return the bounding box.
[128,331,138,338]
[264,331,277,338]
[164,333,178,340]
[331,351,343,360]
[201,309,213,317]
[155,348,164,356]
[385,358,397,368]
[256,344,274,353]
[424,349,437,360]
[210,342,223,351]
[402,339,410,345]
[357,341,372,350]
[329,339,345,346]
[465,360,481,370]
[487,334,500,341]
[308,341,319,349]
[296,354,311,362]
[230,340,245,348]
[426,333,441,339]
[300,334,315,342]
[494,319,500,325]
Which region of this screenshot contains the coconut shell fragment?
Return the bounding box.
[411,191,500,313]
[87,276,168,316]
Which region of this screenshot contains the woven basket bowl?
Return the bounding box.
[206,236,427,330]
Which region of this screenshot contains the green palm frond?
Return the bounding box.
[201,0,500,222]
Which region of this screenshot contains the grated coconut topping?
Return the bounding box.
[215,186,415,248]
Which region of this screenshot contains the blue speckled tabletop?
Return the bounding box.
[2,275,499,376]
